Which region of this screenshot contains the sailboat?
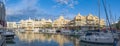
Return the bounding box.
[79,0,119,44]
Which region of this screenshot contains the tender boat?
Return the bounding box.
[80,32,119,44]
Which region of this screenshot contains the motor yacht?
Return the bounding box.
[1,31,15,40]
[33,28,40,33]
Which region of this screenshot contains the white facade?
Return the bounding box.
[52,16,70,28]
[7,22,17,28]
[19,18,52,30]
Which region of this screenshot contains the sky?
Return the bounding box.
[3,0,120,22]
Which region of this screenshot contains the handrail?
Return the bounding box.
[0,36,6,46]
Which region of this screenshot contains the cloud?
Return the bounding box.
[56,0,69,4]
[5,0,78,21]
[5,0,55,21]
[6,0,39,16]
[53,0,78,8]
[53,0,79,16]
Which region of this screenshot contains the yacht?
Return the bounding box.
[61,30,72,35]
[39,29,45,33]
[70,30,85,36]
[33,28,40,33]
[1,31,15,39]
[79,32,119,44]
[18,29,25,33]
[79,0,120,44]
[44,29,56,34]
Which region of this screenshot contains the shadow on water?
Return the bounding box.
[6,39,16,46]
[80,41,114,46]
[6,31,118,46]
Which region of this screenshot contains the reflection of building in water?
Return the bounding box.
[17,32,78,46]
[68,37,80,46]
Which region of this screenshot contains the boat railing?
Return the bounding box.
[0,35,6,46]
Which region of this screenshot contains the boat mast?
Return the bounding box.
[102,0,112,30]
[98,0,101,30]
[114,14,117,29]
[108,4,116,30]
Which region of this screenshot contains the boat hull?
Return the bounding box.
[80,36,115,44]
[80,40,114,44]
[80,41,114,46]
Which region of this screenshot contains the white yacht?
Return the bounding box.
[61,30,72,35]
[79,32,119,44]
[72,30,85,36]
[1,31,15,39]
[33,28,40,33]
[44,29,56,33]
[18,29,25,33]
[39,29,45,33]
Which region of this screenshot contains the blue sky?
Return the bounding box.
[4,0,120,22]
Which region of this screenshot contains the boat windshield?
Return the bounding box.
[85,33,93,36]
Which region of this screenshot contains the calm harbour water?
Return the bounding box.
[6,32,119,46]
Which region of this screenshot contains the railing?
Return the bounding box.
[0,36,6,46]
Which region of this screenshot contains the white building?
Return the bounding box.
[7,22,17,29]
[19,18,52,31]
[52,16,70,29]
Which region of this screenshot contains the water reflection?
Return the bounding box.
[18,33,70,46]
[6,31,115,46]
[9,31,79,46]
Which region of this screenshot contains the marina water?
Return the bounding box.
[6,31,120,46]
